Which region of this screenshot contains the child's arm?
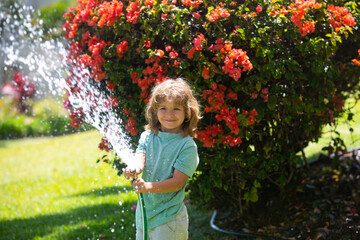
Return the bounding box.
[132,169,188,193]
[124,152,146,179]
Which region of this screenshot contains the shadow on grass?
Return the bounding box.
[0,201,137,240]
[68,186,134,198]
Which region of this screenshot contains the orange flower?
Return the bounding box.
[126,1,141,24]
[116,40,128,58]
[155,49,164,58]
[352,59,360,66]
[202,67,210,79]
[144,0,155,6]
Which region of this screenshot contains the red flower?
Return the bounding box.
[169,50,179,59]
[196,124,223,148]
[126,117,138,136]
[144,0,155,6]
[328,4,356,30]
[104,95,119,108]
[208,38,224,52]
[202,67,210,79]
[208,8,230,22]
[63,99,71,109]
[192,12,201,19]
[98,137,112,152]
[107,81,116,92]
[222,135,242,147]
[332,96,344,111]
[222,48,253,81]
[126,1,141,24]
[116,40,129,58]
[144,40,152,49]
[245,108,258,126]
[165,45,172,51]
[96,0,124,28]
[181,0,203,8]
[69,108,84,129]
[256,6,263,13]
[193,34,204,49]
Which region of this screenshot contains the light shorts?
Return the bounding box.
[136,205,189,240]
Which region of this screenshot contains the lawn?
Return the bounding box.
[0,99,359,240]
[0,131,225,240]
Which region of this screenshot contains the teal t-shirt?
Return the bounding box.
[135,130,199,229]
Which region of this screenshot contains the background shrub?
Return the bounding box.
[62,0,360,224]
[0,97,89,139]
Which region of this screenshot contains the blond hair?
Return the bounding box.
[145,78,201,137]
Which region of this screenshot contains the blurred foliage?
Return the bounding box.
[35,0,76,39]
[0,97,90,139]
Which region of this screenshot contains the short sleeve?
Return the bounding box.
[174,139,199,178]
[136,131,150,153]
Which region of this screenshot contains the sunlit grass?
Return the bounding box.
[303,98,360,161]
[0,131,224,240]
[0,131,138,239]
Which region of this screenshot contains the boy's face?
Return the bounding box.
[157,99,186,134]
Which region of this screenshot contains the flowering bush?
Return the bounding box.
[63,0,360,221]
[1,72,36,114]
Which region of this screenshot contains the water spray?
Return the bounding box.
[130,168,148,240]
[0,2,145,237]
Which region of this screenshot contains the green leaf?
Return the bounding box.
[237,28,246,40]
[267,95,277,110]
[244,187,258,203]
[256,81,261,92]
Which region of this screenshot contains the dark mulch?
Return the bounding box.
[212,148,360,240]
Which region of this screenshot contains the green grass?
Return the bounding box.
[0,131,138,239]
[0,131,225,240]
[0,99,359,240]
[303,98,360,161]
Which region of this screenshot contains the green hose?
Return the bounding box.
[138,192,148,240]
[131,171,148,240]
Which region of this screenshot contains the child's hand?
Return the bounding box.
[131,178,148,193]
[123,167,138,180]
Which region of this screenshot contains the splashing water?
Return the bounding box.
[0,2,136,169]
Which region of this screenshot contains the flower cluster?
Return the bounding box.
[327,4,356,31]
[97,0,124,27]
[187,34,205,59]
[207,8,230,22]
[62,0,359,154]
[181,0,203,8]
[197,82,257,147]
[69,108,84,128]
[289,0,322,36]
[131,56,168,102]
[221,44,253,81]
[353,49,360,66]
[0,72,36,113]
[196,124,223,148]
[98,137,112,152]
[116,40,128,58]
[126,1,141,24]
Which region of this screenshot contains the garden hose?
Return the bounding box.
[130,169,148,240]
[210,210,284,240]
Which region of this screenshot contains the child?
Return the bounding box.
[124,78,201,240]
